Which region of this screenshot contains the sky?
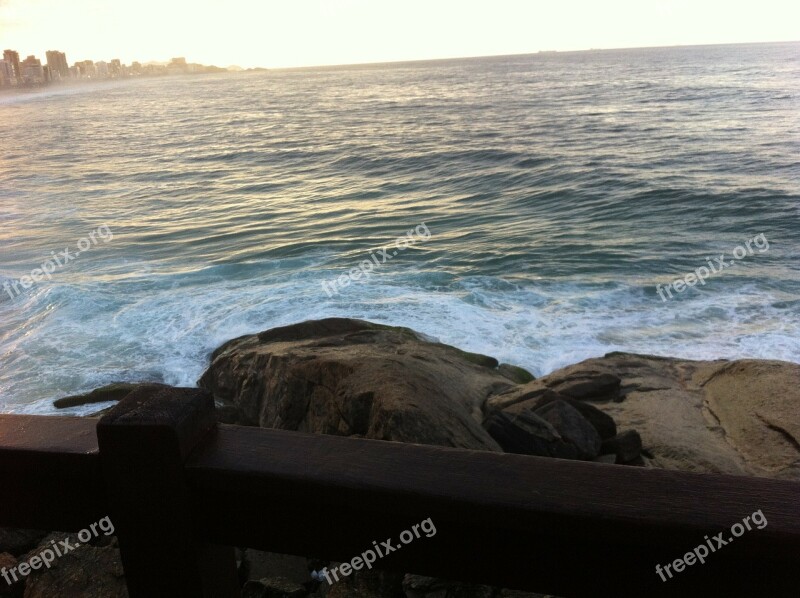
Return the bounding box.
[0,0,798,69]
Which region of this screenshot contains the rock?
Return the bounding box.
[242,577,307,598]
[496,364,535,384]
[199,318,509,451]
[326,568,404,598]
[701,359,800,478]
[0,529,47,556]
[402,574,444,596]
[544,353,800,478]
[242,581,269,598]
[562,397,617,440]
[601,430,642,463]
[593,454,617,464]
[21,534,127,598]
[402,574,496,598]
[53,382,165,409]
[533,400,602,460]
[483,411,577,459]
[484,380,561,412]
[0,552,21,596]
[240,551,310,586]
[506,395,617,441]
[215,403,253,426]
[538,368,621,402]
[402,575,558,598]
[499,591,559,598]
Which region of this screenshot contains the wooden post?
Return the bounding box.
[97,386,240,597]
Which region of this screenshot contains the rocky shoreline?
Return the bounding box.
[3,318,798,597]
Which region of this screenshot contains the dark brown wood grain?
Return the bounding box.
[1,407,799,597]
[97,387,239,597]
[0,415,106,530]
[186,424,800,597]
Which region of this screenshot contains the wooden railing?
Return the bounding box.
[0,385,798,597]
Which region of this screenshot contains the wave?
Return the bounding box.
[2,269,798,414]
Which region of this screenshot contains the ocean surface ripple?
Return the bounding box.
[1,43,799,413]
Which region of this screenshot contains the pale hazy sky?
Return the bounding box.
[1,0,798,68]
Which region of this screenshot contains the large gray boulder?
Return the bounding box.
[537,353,800,479]
[482,410,578,459]
[198,318,515,450]
[533,400,602,460]
[21,534,127,598]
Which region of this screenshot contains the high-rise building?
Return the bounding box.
[168,57,188,75]
[45,50,69,79]
[74,60,96,79]
[0,60,13,86]
[110,59,122,77]
[20,55,45,84]
[3,50,20,83]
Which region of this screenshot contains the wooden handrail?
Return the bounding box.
[0,415,105,531]
[185,424,800,596]
[0,388,798,597]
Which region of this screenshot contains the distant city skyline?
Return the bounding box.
[0,49,231,88]
[1,0,798,69]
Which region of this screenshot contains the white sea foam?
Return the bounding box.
[2,270,798,414]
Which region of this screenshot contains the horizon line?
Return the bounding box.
[4,38,797,73]
[264,39,799,71]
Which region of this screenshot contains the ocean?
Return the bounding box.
[1,42,798,414]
